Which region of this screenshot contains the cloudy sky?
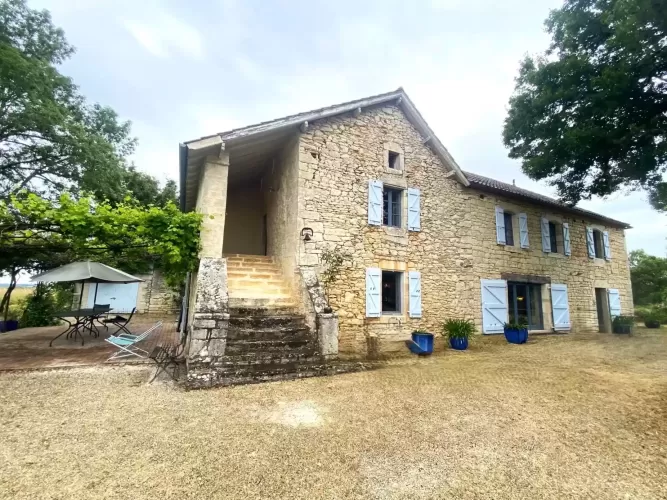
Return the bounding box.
[33,0,666,256]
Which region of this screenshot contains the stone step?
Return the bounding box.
[212,352,324,367]
[226,261,280,269]
[227,325,311,342]
[228,314,307,329]
[228,278,286,287]
[224,339,314,356]
[228,285,291,295]
[227,272,282,281]
[228,306,300,317]
[228,297,296,309]
[225,254,275,263]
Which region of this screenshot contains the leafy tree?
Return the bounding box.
[629,249,667,305]
[503,0,667,206]
[117,167,178,207]
[0,0,137,200]
[0,193,202,321]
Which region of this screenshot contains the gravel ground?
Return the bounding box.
[1,329,666,500]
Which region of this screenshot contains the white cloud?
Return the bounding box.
[123,14,204,60]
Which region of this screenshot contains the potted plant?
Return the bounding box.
[408,329,434,355]
[503,321,528,344]
[643,313,661,329]
[442,319,475,350]
[612,315,634,334]
[0,307,20,333]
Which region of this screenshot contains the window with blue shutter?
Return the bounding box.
[551,284,571,330]
[541,217,551,252]
[607,289,621,318]
[586,227,595,258]
[408,271,422,318]
[603,231,611,260]
[365,268,381,317]
[368,180,383,226]
[518,213,529,248]
[562,223,571,256]
[407,188,420,231]
[495,207,506,245]
[481,279,508,333]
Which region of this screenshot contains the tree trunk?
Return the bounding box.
[0,268,18,323]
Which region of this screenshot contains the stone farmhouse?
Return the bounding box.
[179,88,633,387]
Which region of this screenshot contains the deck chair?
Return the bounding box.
[105,321,162,361]
[103,307,136,336]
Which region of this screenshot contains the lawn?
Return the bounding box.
[1,329,666,499]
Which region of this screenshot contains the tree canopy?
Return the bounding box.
[503,0,667,206]
[629,249,667,305]
[0,193,202,320]
[0,0,174,205]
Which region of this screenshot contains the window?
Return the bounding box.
[503,212,514,246]
[593,229,604,258]
[382,271,402,313]
[548,222,558,253]
[388,150,400,170]
[383,187,402,227]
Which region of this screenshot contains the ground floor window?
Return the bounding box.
[507,282,543,330]
[382,271,402,313]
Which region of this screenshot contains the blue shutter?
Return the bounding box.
[368,180,383,226]
[495,207,506,245]
[365,267,381,317]
[551,284,571,330]
[608,289,621,318]
[541,217,551,252]
[603,231,611,260]
[562,223,571,256]
[407,188,421,231]
[408,271,422,318]
[481,279,508,333]
[586,227,595,258]
[518,213,529,249]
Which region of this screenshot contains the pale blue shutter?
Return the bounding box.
[408,271,422,318]
[368,180,383,226]
[586,227,595,258]
[541,217,551,252]
[407,188,420,231]
[481,279,508,333]
[365,267,381,317]
[518,213,529,248]
[562,223,571,256]
[603,231,611,260]
[551,284,571,330]
[608,289,621,318]
[495,207,506,245]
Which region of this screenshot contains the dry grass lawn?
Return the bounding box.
[1,329,666,499]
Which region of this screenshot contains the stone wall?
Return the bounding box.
[264,135,300,293]
[296,104,633,355]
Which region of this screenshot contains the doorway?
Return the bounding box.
[508,282,543,330]
[595,288,611,333]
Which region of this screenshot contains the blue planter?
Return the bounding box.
[449,337,469,350]
[504,328,528,344]
[0,320,19,333]
[411,332,434,355]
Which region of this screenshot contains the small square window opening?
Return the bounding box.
[383,187,402,227]
[388,151,400,170]
[503,212,514,246]
[382,271,402,313]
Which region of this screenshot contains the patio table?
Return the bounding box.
[50,307,112,347]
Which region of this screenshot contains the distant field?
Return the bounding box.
[0,287,33,305]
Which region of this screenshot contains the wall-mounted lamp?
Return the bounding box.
[301,227,313,241]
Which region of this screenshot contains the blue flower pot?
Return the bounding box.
[411,332,434,355]
[0,320,19,333]
[504,328,528,344]
[449,337,468,350]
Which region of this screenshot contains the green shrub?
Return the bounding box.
[20,283,62,328]
[635,305,667,324]
[442,319,476,339]
[612,315,635,328]
[504,321,527,330]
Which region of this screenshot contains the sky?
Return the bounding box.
[31,0,667,257]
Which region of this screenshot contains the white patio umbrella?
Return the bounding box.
[31,261,144,309]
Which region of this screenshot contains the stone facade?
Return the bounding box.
[295,104,633,355]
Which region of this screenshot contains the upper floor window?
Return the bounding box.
[504,212,514,246]
[548,221,559,253]
[593,229,604,258]
[383,187,402,227]
[388,151,400,170]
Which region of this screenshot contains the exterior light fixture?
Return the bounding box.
[301,227,313,241]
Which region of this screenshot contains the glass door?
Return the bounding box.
[508,282,543,330]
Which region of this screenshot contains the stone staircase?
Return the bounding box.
[220,254,325,385]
